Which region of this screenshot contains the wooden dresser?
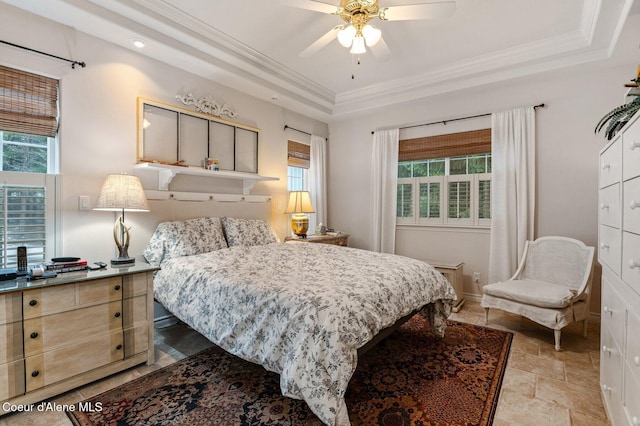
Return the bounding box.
[598,109,640,426]
[0,261,157,415]
[285,233,350,246]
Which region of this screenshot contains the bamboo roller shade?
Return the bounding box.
[399,128,491,161]
[0,65,59,137]
[288,140,310,168]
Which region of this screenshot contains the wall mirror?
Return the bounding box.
[137,98,259,173]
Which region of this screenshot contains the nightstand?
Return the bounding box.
[285,233,350,246]
[425,260,465,312]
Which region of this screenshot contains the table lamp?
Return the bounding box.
[94,173,149,265]
[284,190,314,238]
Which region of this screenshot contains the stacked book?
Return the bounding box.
[42,259,88,273]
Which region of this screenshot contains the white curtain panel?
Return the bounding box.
[309,134,327,226]
[370,128,399,253]
[488,106,536,283]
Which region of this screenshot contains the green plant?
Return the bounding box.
[595,77,640,140]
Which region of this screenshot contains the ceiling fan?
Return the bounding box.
[281,0,457,59]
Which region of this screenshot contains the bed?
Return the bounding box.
[145,217,457,426]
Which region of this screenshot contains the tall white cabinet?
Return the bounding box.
[599,109,640,426]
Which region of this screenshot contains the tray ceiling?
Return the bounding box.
[3,0,636,120]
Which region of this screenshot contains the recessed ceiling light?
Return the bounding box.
[131,38,146,48]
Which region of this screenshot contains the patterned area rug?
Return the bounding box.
[67,317,512,426]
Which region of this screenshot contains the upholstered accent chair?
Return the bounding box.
[481,236,595,351]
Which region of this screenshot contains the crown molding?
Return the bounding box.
[4,0,633,121]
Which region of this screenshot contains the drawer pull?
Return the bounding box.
[31,370,39,378]
[114,285,121,291]
[634,356,640,366]
[629,260,640,269]
[603,306,612,315]
[600,203,609,210]
[30,332,38,339]
[29,299,37,307]
[629,140,640,150]
[602,345,614,354]
[116,344,122,350]
[600,243,609,250]
[114,312,121,318]
[602,163,611,171]
[630,201,640,210]
[602,384,612,392]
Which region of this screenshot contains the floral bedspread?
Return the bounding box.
[153,242,456,426]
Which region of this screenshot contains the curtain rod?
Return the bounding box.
[371,103,545,134]
[0,40,86,69]
[284,124,311,136]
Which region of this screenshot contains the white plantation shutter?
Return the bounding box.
[417,178,443,224]
[396,181,413,220]
[447,178,472,225]
[478,178,491,222]
[0,185,46,268]
[0,172,57,268]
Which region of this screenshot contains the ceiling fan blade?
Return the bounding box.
[276,0,339,15]
[379,1,457,21]
[299,25,342,57]
[370,37,391,61]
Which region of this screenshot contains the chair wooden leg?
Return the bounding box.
[582,319,588,338]
[484,308,489,325]
[554,329,561,352]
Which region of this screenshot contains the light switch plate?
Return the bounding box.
[79,195,90,211]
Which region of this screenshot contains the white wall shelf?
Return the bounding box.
[133,163,278,194]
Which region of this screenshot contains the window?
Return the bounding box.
[0,65,59,267]
[0,131,56,173]
[287,140,317,231]
[397,129,491,227]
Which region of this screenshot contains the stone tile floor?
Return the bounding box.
[0,300,608,425]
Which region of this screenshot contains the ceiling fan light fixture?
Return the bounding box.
[362,24,381,46]
[350,36,366,54]
[338,25,356,47]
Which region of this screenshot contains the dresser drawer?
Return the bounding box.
[78,277,123,305]
[624,177,640,234]
[0,292,22,325]
[0,359,25,401]
[124,323,149,358]
[623,361,640,426]
[599,224,621,274]
[23,278,122,319]
[0,321,23,364]
[602,276,625,350]
[623,115,640,181]
[25,330,124,392]
[24,300,123,357]
[600,183,621,228]
[622,231,640,295]
[601,137,622,188]
[601,328,624,421]
[627,309,640,379]
[122,272,150,298]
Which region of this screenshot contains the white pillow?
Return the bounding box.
[143,217,227,265]
[221,217,280,247]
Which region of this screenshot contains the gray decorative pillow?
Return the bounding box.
[221,217,280,247]
[143,217,228,265]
